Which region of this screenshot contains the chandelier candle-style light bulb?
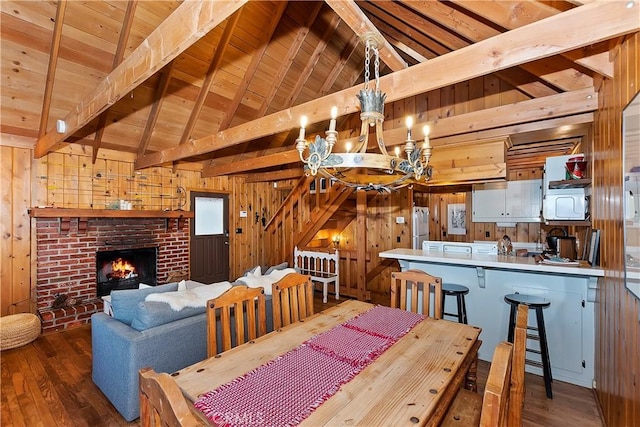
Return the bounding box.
[394,146,400,157]
[406,116,413,140]
[299,116,307,140]
[423,125,431,149]
[329,107,337,132]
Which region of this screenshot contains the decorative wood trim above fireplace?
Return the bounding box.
[28,207,194,218]
[29,208,194,234]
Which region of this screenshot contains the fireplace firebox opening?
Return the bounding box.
[96,247,158,297]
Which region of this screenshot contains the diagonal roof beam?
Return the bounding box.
[134,0,639,170]
[93,0,138,164]
[324,0,407,71]
[449,0,613,78]
[180,10,242,143]
[34,0,248,158]
[39,0,67,138]
[137,61,175,158]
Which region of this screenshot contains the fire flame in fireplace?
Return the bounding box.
[107,257,138,280]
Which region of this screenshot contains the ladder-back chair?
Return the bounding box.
[390,270,443,318]
[206,285,267,357]
[271,272,314,329]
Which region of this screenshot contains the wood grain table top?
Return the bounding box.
[172,300,481,426]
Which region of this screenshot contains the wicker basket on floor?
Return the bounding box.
[1,313,41,351]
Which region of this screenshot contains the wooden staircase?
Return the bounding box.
[264,176,355,266]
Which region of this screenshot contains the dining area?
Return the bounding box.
[138,271,523,427]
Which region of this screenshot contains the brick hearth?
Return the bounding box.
[35,217,190,332]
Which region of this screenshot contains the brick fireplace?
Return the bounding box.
[34,216,190,332]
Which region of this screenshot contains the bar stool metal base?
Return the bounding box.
[442,283,469,324]
[504,293,553,399]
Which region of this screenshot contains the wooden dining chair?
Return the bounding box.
[390,270,443,318]
[442,304,526,427]
[272,272,314,329]
[139,367,202,427]
[206,285,267,357]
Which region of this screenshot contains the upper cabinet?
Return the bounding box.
[472,179,542,224]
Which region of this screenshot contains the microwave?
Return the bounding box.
[543,190,588,220]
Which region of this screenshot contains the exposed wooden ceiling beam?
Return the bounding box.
[284,13,342,107]
[401,0,593,92]
[93,0,138,164]
[324,0,407,71]
[204,90,596,175]
[450,0,613,78]
[38,0,67,138]
[363,1,558,98]
[218,2,287,131]
[256,2,324,118]
[202,149,301,177]
[137,61,175,158]
[33,0,248,158]
[179,10,242,144]
[135,0,636,170]
[244,168,305,183]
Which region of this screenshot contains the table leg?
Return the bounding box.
[464,340,481,392]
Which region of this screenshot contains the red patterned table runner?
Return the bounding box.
[194,305,425,427]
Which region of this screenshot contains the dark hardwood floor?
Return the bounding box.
[1,293,603,426]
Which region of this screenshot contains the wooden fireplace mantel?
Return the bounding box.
[29,208,194,233]
[28,207,194,219]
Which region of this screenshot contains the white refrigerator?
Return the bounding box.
[412,207,430,249]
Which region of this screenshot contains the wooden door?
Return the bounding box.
[190,192,229,283]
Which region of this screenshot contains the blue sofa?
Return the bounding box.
[91,281,273,422]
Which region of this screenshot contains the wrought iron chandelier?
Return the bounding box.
[296,33,432,192]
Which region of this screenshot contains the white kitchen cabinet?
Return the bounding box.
[472,179,542,223]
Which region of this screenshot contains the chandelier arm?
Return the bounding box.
[353,120,370,153]
[375,120,391,157]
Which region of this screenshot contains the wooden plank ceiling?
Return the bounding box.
[2,1,638,181]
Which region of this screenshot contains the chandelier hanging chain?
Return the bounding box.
[295,34,433,191]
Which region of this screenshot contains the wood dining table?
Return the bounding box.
[172,300,481,427]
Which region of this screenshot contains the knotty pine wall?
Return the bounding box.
[593,33,639,426]
[0,143,282,316]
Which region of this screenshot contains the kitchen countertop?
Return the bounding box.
[380,248,605,277]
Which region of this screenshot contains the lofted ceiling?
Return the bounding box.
[2,1,639,183]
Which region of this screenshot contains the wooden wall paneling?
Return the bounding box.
[63,152,79,207]
[93,157,108,209]
[48,152,64,207]
[1,146,14,315]
[11,148,32,314]
[1,147,33,315]
[78,153,92,208]
[468,76,485,112]
[33,154,48,208]
[483,74,501,108]
[454,80,470,116]
[594,32,640,427]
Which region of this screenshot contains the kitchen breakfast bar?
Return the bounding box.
[379,248,604,389]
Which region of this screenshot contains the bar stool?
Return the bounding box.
[441,283,469,324]
[504,293,553,399]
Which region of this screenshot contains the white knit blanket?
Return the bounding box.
[145,281,232,311]
[236,268,297,295]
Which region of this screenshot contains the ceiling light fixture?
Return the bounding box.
[296,33,432,192]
